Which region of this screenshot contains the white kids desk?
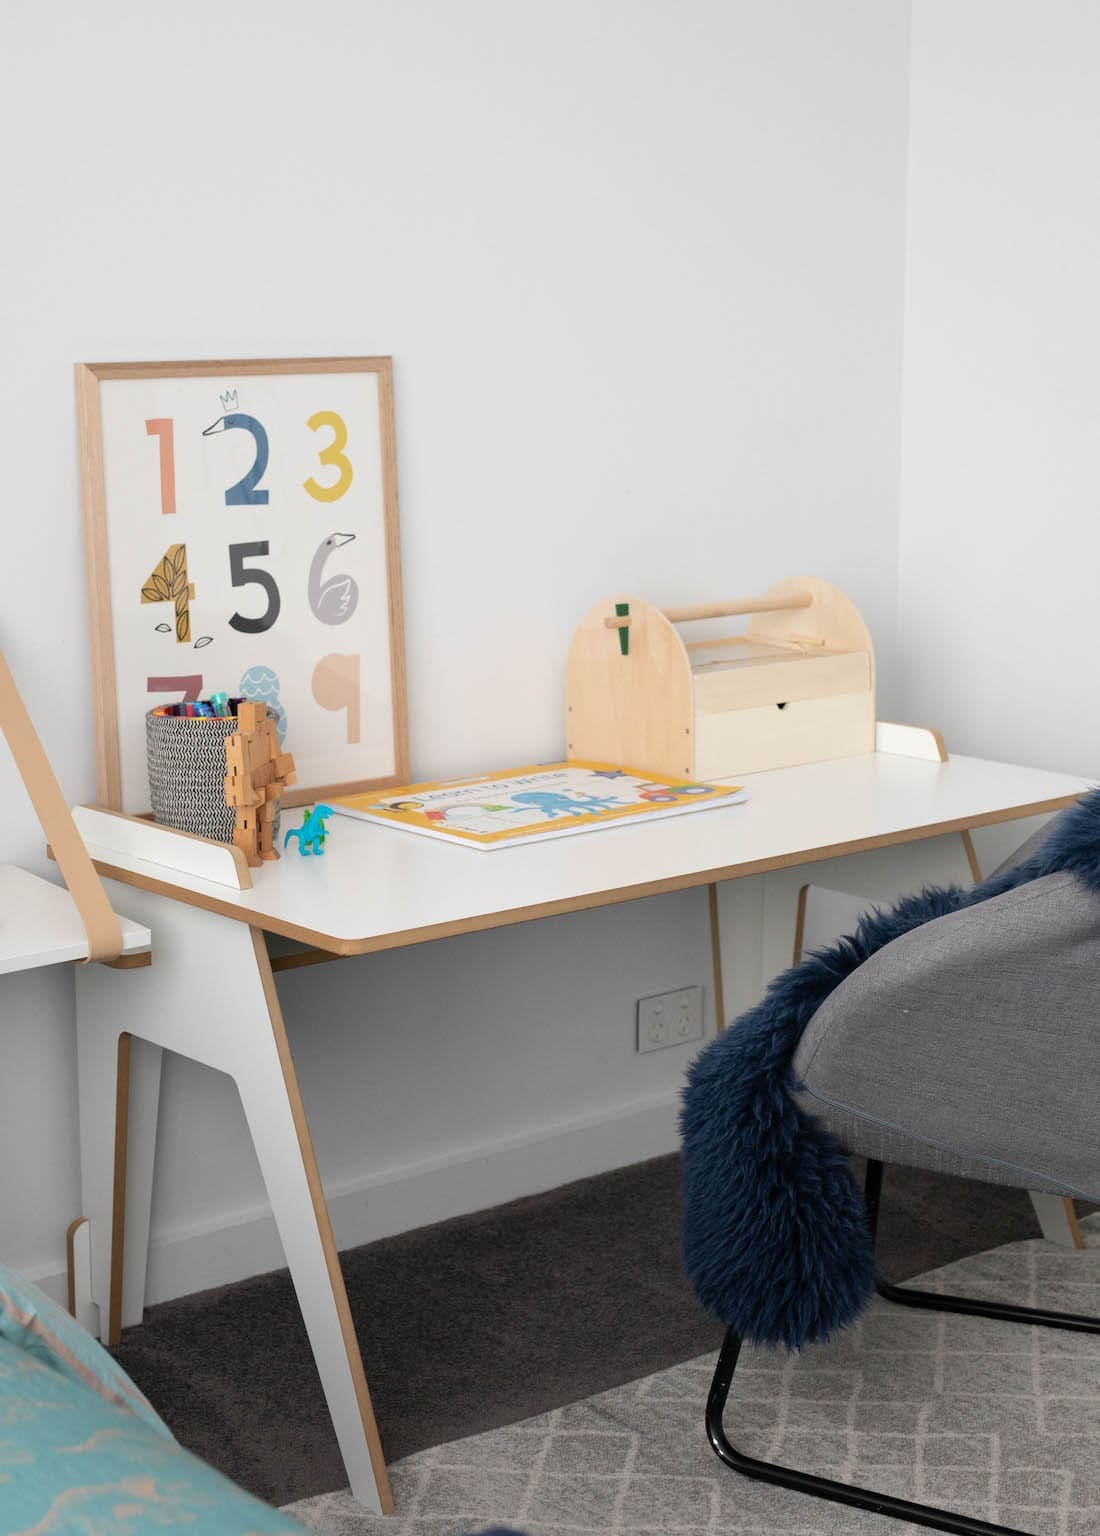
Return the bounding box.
[69,725,1090,1514]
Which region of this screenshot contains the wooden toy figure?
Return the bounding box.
[223,702,298,866]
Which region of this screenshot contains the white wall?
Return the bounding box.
[899,1,1100,775]
[0,0,912,1299]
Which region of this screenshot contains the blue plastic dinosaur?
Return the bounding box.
[284,804,334,856]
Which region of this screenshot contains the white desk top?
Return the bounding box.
[0,865,151,975]
[75,750,1090,956]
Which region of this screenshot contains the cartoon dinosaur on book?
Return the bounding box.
[509,790,625,819]
[284,804,334,856]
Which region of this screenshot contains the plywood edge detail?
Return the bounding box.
[706,884,726,1034]
[84,792,1085,957]
[959,829,983,883]
[1063,1199,1087,1250]
[107,1032,131,1347]
[100,950,153,970]
[269,946,350,973]
[792,884,810,965]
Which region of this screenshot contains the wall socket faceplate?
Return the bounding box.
[636,985,704,1054]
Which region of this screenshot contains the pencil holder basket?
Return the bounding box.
[145,711,241,843]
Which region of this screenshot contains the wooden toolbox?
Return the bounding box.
[566,577,875,780]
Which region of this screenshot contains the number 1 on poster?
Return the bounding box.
[146,419,176,515]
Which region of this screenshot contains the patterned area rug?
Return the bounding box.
[286,1217,1100,1536]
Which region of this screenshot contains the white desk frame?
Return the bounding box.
[0,643,153,1331]
[70,725,1091,1515]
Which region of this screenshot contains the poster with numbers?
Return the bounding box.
[76,357,408,813]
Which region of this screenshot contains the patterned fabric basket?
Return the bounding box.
[145,711,241,843]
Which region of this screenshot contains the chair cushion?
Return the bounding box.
[793,871,1100,1201]
[790,1090,1079,1193]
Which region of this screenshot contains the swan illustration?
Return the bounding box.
[309,532,358,625]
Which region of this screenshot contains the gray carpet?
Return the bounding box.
[110,1154,1072,1507]
[286,1216,1100,1535]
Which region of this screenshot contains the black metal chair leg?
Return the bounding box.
[706,1328,1029,1535]
[704,1160,1100,1534]
[864,1160,1100,1335]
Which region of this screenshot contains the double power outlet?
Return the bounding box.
[636,985,704,1054]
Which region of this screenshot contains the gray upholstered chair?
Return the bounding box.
[687,814,1100,1536]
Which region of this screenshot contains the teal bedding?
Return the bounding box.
[0,1263,311,1535]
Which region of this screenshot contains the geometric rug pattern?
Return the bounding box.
[286,1216,1100,1536]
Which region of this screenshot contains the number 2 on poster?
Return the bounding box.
[199,412,271,505]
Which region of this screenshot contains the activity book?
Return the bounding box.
[331,762,747,849]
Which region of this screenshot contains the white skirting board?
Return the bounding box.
[23,1088,681,1309]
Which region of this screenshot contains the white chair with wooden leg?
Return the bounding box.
[0,646,152,1329]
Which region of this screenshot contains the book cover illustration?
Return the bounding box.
[331,761,746,849]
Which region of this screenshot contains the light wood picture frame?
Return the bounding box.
[75,357,408,812]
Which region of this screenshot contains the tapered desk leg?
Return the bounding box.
[75,1014,164,1343]
[707,884,726,1033]
[236,933,393,1512]
[75,886,394,1515]
[118,1037,164,1328]
[75,1008,130,1345]
[1030,1190,1086,1249]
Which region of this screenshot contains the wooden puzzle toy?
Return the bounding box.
[223,701,298,866]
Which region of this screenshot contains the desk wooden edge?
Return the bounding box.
[84,792,1084,966]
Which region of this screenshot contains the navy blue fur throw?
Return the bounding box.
[681,786,1100,1351]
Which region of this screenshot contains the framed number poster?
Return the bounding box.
[75,357,408,812]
